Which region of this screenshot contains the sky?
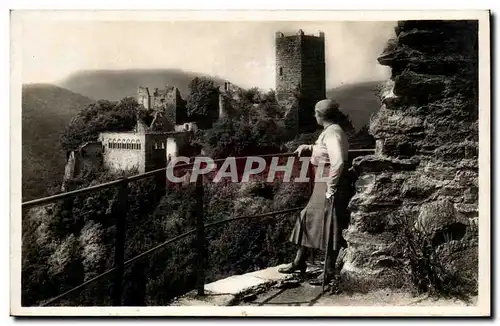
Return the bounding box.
[20,20,396,90]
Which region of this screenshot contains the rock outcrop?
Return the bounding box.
[343,20,479,294]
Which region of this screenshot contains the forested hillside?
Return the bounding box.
[22,84,94,201]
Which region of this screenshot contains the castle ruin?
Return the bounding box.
[62,82,235,188]
[63,29,327,184]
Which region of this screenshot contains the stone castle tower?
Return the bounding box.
[275,29,326,133]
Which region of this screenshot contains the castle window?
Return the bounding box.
[138,143,141,150]
[161,142,165,149]
[154,142,158,150]
[184,123,190,131]
[279,67,283,76]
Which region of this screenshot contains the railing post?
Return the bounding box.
[195,174,206,296]
[112,178,128,306]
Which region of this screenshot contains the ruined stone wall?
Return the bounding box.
[145,133,171,172]
[98,128,192,175]
[137,87,151,109]
[100,132,146,173]
[174,122,198,133]
[78,142,103,172]
[275,32,302,103]
[218,93,228,119]
[297,34,326,133]
[275,30,326,133]
[137,86,187,126]
[343,20,479,292]
[61,142,104,191]
[300,35,326,104]
[61,151,78,191]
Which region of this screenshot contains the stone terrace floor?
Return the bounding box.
[172,262,477,307]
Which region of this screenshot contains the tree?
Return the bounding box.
[259,90,282,120]
[60,97,139,151]
[185,77,219,123]
[192,115,286,159]
[249,118,286,154]
[192,119,250,159]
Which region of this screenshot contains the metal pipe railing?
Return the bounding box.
[39,206,306,307]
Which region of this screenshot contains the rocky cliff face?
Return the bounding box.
[342,20,479,295]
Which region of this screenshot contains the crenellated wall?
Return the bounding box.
[343,20,479,292]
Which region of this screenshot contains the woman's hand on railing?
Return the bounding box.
[294,144,312,157]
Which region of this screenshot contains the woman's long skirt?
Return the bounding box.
[289,165,352,252]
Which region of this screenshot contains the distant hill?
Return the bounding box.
[327,81,383,130]
[22,84,94,201]
[57,69,231,101]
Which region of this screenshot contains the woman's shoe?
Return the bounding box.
[278,262,307,274]
[308,272,334,286]
[330,276,341,294]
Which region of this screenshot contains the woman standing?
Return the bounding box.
[278,99,351,286]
